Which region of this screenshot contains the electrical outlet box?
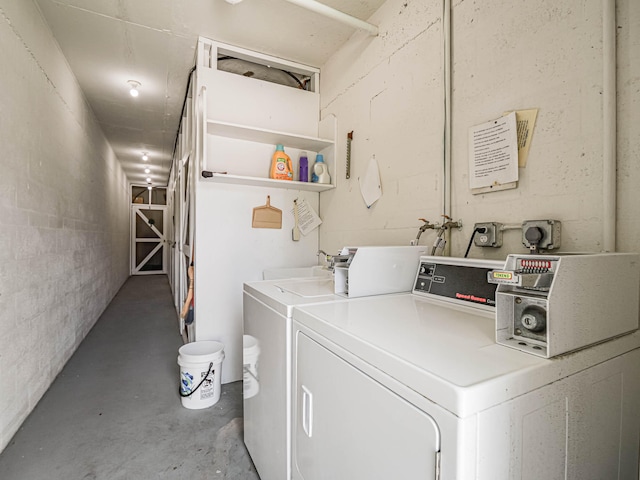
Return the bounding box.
[473,222,503,248]
[521,220,561,251]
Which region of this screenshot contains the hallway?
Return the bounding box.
[0,276,259,480]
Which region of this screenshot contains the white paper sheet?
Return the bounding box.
[468,112,519,190]
[359,156,382,208]
[290,198,322,236]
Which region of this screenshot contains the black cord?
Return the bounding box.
[219,55,307,90]
[464,227,486,258]
[170,65,198,179]
[282,70,306,90]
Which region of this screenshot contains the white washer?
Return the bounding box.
[291,260,640,479]
[243,246,428,480]
[243,276,341,480]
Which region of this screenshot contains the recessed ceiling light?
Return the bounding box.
[128,80,141,97]
[144,168,150,174]
[225,0,243,4]
[142,152,149,161]
[146,177,151,183]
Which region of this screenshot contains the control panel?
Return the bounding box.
[489,253,640,358]
[413,257,504,312]
[488,257,557,291]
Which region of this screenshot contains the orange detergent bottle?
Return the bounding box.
[270,144,293,180]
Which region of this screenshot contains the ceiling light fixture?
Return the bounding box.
[147,186,152,191]
[144,168,150,174]
[146,177,152,183]
[128,80,141,97]
[142,152,149,161]
[225,0,244,4]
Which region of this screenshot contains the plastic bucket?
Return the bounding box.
[177,341,225,409]
[243,335,260,400]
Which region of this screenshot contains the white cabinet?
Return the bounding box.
[293,332,440,480]
[181,38,332,383]
[196,38,336,192]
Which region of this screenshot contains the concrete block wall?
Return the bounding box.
[0,1,130,452]
[319,0,640,260]
[320,0,444,250]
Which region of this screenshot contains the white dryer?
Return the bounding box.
[291,256,640,480]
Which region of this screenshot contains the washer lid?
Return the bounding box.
[244,277,338,316]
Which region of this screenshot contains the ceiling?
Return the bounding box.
[34,0,386,187]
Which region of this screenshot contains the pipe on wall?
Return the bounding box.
[602,0,616,252]
[282,0,379,36]
[443,0,451,221]
[438,0,452,255]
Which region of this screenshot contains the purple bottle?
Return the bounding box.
[299,152,309,182]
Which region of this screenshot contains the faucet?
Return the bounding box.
[317,249,353,271]
[430,215,463,255]
[412,218,436,245]
[317,249,330,262]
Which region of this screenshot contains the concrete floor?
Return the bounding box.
[0,275,260,480]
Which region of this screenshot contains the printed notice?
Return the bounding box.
[290,198,322,236]
[468,112,519,190]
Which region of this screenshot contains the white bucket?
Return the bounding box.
[243,335,260,400]
[178,341,225,409]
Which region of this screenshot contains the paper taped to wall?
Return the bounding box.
[469,112,519,193]
[359,156,382,208]
[506,108,538,168]
[290,198,322,236]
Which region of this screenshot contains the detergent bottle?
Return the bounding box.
[311,154,330,184]
[298,152,309,182]
[270,144,293,180]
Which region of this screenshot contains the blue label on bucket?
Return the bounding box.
[180,371,195,395]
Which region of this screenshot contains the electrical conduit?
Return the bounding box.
[282,0,379,36]
[442,0,452,253]
[603,0,616,252]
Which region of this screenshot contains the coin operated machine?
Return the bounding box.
[488,253,640,358]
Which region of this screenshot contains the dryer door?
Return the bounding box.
[294,332,441,480]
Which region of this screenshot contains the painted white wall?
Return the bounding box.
[319,0,640,261]
[320,0,445,251]
[0,1,130,452]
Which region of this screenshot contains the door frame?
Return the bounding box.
[130,205,168,275]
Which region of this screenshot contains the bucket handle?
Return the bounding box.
[179,362,214,398]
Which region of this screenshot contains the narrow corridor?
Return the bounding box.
[0,275,259,480]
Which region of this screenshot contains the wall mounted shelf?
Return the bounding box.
[201,171,334,192]
[207,120,334,152]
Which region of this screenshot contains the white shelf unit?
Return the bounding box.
[187,37,335,384]
[207,120,333,151]
[204,119,336,191]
